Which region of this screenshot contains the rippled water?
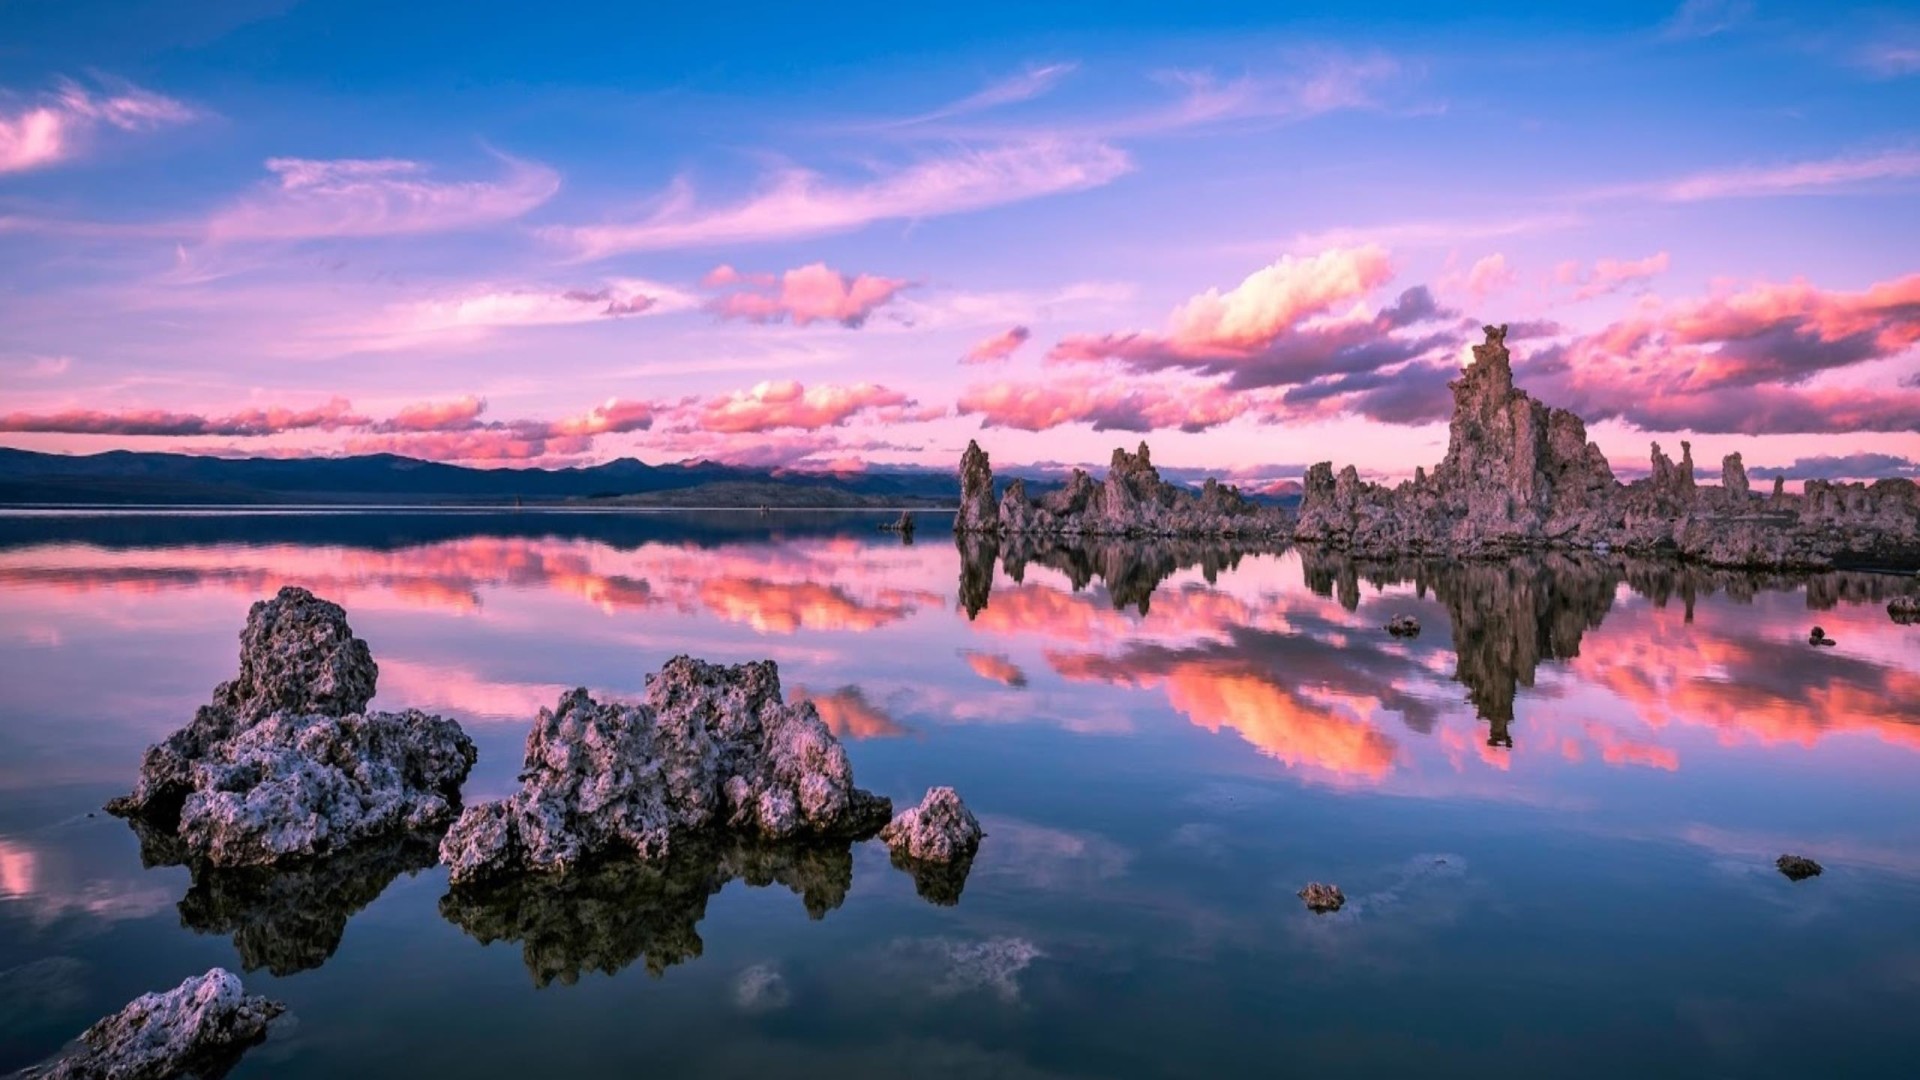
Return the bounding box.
[2,510,1917,1078]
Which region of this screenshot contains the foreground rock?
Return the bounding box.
[1298,882,1345,913]
[880,787,983,864]
[1295,325,1920,570]
[106,587,477,867]
[954,439,1291,539]
[1891,595,1920,624]
[28,968,282,1080]
[440,656,891,886]
[1776,854,1823,881]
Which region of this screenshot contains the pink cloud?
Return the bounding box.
[376,396,487,433]
[205,153,559,242]
[963,325,1031,364]
[701,264,775,289]
[708,263,911,327]
[696,381,918,433]
[542,138,1131,258]
[1554,252,1670,301]
[345,430,593,463]
[1464,253,1517,302]
[1602,149,1920,202]
[956,376,1253,433]
[545,398,658,437]
[641,429,919,469]
[0,397,363,437]
[0,77,194,175]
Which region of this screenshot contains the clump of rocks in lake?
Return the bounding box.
[1298,882,1346,913]
[1776,854,1823,881]
[106,585,478,867]
[879,786,985,905]
[25,968,283,1080]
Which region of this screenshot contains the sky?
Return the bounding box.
[1,0,1917,485]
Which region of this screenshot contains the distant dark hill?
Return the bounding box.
[0,447,1295,508]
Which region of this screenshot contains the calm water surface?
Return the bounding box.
[2,510,1917,1078]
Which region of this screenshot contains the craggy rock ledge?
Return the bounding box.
[106,586,477,868]
[25,968,283,1080]
[440,656,892,886]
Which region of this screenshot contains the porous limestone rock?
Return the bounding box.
[954,440,1291,539]
[28,968,283,1080]
[1295,324,1920,570]
[1890,595,1920,624]
[439,656,891,886]
[956,440,999,534]
[1776,854,1822,881]
[106,587,477,868]
[1298,882,1345,913]
[880,787,983,864]
[1385,614,1421,638]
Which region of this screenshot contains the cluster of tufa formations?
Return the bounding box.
[957,325,1920,572]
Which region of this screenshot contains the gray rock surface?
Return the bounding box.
[1295,325,1920,569]
[954,440,1291,539]
[440,656,891,886]
[880,787,983,864]
[106,586,477,868]
[1776,854,1823,881]
[1298,882,1345,913]
[27,968,282,1080]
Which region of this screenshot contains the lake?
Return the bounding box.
[2,510,1917,1078]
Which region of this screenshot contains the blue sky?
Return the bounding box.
[2,0,1916,481]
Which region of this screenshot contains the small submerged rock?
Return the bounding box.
[1776,854,1823,881]
[106,587,477,868]
[440,656,892,886]
[1384,614,1421,638]
[880,510,917,535]
[27,967,283,1080]
[1890,595,1920,625]
[1298,882,1345,913]
[1808,625,1836,647]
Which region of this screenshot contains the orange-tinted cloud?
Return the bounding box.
[791,684,908,739]
[375,395,488,433]
[696,380,918,433]
[0,397,364,437]
[699,578,921,633]
[963,325,1031,364]
[708,262,911,327]
[960,650,1028,687]
[955,376,1252,433]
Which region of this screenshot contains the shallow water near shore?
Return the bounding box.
[2,510,1918,1078]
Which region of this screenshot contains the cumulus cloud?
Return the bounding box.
[1746,453,1920,480]
[345,429,593,462]
[1512,272,1920,433]
[961,650,1029,688]
[790,685,907,739]
[962,325,1031,364]
[0,397,363,437]
[1047,246,1459,390]
[1464,253,1517,302]
[708,263,911,327]
[542,139,1131,258]
[0,76,194,174]
[373,395,488,433]
[696,381,925,433]
[205,153,559,242]
[957,376,1255,433]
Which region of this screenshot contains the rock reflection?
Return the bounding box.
[176,832,440,976]
[956,532,1278,618]
[441,834,970,987]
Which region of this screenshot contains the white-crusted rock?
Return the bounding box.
[29,968,283,1080]
[441,656,891,886]
[879,787,983,865]
[106,587,477,867]
[1890,594,1920,624]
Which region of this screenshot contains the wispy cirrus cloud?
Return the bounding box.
[872,62,1080,129]
[542,139,1131,258]
[328,278,684,352]
[707,263,912,327]
[1554,252,1670,301]
[205,153,560,242]
[962,325,1031,363]
[1659,0,1754,41]
[0,76,195,174]
[1595,149,1920,202]
[1748,453,1920,480]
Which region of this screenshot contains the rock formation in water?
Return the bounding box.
[1890,595,1920,624]
[1776,854,1823,881]
[1296,325,1920,569]
[1808,625,1836,647]
[26,968,282,1080]
[955,439,1290,539]
[439,656,892,886]
[879,788,982,906]
[1385,614,1421,637]
[106,587,477,868]
[440,835,863,986]
[1297,882,1345,913]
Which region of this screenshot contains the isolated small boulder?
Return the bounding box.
[1385,614,1422,638]
[880,787,983,865]
[1298,882,1345,913]
[1776,854,1823,881]
[1890,595,1920,624]
[1808,626,1836,647]
[28,967,283,1080]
